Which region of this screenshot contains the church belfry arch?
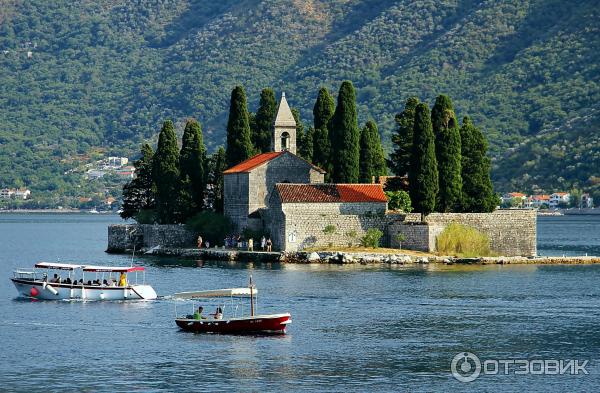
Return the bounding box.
[272,92,296,154]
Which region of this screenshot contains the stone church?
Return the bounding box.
[223,92,394,251]
[223,93,326,232]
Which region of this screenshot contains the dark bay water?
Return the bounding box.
[0,213,599,392]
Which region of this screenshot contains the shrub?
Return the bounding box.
[436,223,492,257]
[360,228,384,248]
[386,190,412,212]
[186,211,232,246]
[346,230,358,247]
[134,209,155,224]
[323,224,336,235]
[395,233,406,250]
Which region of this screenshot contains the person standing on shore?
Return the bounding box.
[261,236,266,251]
[248,238,254,251]
[197,235,203,249]
[266,238,272,252]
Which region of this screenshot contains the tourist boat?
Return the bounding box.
[11,262,157,300]
[173,278,291,334]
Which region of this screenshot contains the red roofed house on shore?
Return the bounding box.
[268,184,388,251]
[223,93,325,232]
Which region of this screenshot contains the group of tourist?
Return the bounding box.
[46,273,128,287]
[196,234,273,252]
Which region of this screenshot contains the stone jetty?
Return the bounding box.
[138,246,600,265]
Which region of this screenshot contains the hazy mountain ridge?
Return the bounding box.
[0,0,598,196]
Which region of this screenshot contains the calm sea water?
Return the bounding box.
[0,213,599,392]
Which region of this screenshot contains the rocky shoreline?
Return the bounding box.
[133,246,600,265]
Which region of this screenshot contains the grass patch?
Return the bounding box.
[436,223,494,257]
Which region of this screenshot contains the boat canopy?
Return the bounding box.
[82,266,145,273]
[173,288,256,299]
[35,262,83,270]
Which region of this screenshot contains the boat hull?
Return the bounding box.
[11,278,157,300]
[175,313,291,334]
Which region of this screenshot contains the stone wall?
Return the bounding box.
[386,210,537,256]
[269,201,388,251]
[107,224,197,253]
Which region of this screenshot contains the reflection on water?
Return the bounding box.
[0,214,599,391]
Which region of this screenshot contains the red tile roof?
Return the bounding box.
[275,183,387,203]
[223,152,284,174]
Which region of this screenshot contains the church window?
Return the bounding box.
[281,132,290,151]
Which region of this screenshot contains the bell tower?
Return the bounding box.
[272,92,296,154]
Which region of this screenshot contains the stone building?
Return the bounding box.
[268,183,388,251]
[223,93,325,231]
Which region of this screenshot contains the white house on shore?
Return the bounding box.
[549,192,570,208]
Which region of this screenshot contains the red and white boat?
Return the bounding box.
[173,278,291,334]
[11,262,157,300]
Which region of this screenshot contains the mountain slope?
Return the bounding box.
[0,0,598,199]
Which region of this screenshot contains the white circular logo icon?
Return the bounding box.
[451,352,481,382]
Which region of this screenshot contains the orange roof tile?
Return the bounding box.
[223,152,284,174]
[275,184,387,203]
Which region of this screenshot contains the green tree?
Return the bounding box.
[359,120,387,182]
[432,94,462,212]
[251,88,277,153]
[179,119,207,219]
[460,116,497,212]
[120,143,155,220]
[312,126,332,179]
[152,120,180,224]
[569,188,583,208]
[312,87,335,179]
[300,126,314,162]
[330,81,360,183]
[409,103,438,218]
[388,97,419,177]
[208,146,227,213]
[291,108,306,158]
[385,190,412,212]
[313,87,335,131]
[226,86,254,167]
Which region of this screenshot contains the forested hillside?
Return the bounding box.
[0,0,598,199]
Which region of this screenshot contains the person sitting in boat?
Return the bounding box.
[118,272,127,287]
[213,306,223,320]
[193,306,206,320]
[50,274,60,283]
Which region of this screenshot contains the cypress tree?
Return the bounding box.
[312,87,335,179]
[432,94,462,212]
[313,87,335,131]
[120,143,155,220]
[301,126,314,162]
[226,86,254,167]
[409,103,438,218]
[153,120,180,224]
[389,97,419,177]
[251,88,277,153]
[460,117,497,212]
[312,126,332,180]
[291,108,308,159]
[179,118,206,218]
[210,146,227,213]
[359,120,387,183]
[330,81,360,183]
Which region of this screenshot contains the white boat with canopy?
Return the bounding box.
[173,277,291,334]
[11,262,157,300]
